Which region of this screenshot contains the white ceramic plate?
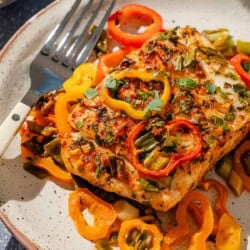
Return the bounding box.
[0,0,250,249]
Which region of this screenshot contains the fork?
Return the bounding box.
[0,0,116,156]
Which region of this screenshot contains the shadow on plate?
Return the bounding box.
[0,155,73,206]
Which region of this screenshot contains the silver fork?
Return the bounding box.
[0,0,116,156]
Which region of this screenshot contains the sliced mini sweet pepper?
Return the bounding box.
[108,4,163,47]
[230,53,250,89]
[117,218,163,250]
[200,178,228,235]
[34,156,72,183]
[201,179,228,216]
[101,69,170,120]
[97,47,132,83]
[216,213,241,250]
[68,188,117,241]
[127,119,202,178]
[63,62,97,93]
[233,140,250,192]
[54,91,83,134]
[164,191,214,250]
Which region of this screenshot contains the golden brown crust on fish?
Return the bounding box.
[33,27,250,211]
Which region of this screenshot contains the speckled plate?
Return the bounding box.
[0,0,250,249]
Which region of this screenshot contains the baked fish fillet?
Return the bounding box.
[61,26,250,211]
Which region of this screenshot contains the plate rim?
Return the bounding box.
[0,0,62,248]
[0,0,249,249]
[0,212,37,249]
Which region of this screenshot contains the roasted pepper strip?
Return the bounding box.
[216,213,241,250]
[164,191,214,250]
[34,157,72,183]
[117,218,163,250]
[199,179,228,235]
[54,91,83,134]
[230,53,250,89]
[63,62,97,93]
[201,179,228,216]
[108,4,163,47]
[97,47,132,83]
[68,188,117,241]
[101,69,170,120]
[233,140,250,192]
[127,120,202,178]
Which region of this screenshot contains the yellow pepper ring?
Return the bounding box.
[63,62,97,93]
[101,69,171,120]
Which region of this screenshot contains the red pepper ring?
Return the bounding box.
[108,4,163,47]
[127,120,202,178]
[230,53,250,89]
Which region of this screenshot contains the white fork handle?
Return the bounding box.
[0,102,30,157]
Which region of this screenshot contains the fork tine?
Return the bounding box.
[52,0,93,62]
[41,0,81,56]
[62,0,105,67]
[73,0,116,68]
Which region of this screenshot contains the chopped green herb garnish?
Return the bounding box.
[212,116,224,127]
[211,116,230,132]
[145,117,165,130]
[143,110,152,120]
[138,91,155,101]
[145,43,152,51]
[157,30,178,42]
[224,72,238,80]
[161,135,179,153]
[205,82,216,94]
[215,86,231,99]
[224,113,235,122]
[84,88,98,100]
[146,98,163,111]
[157,32,168,40]
[209,135,215,144]
[125,96,131,103]
[171,93,180,103]
[222,122,230,132]
[92,123,98,133]
[103,76,123,91]
[75,120,84,129]
[178,78,198,89]
[104,134,114,144]
[242,61,250,73]
[232,83,247,95]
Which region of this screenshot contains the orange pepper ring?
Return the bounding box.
[34,156,72,184]
[117,218,163,250]
[97,47,133,84]
[54,91,83,135]
[233,140,250,191]
[197,179,228,235]
[164,191,214,249]
[68,188,117,241]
